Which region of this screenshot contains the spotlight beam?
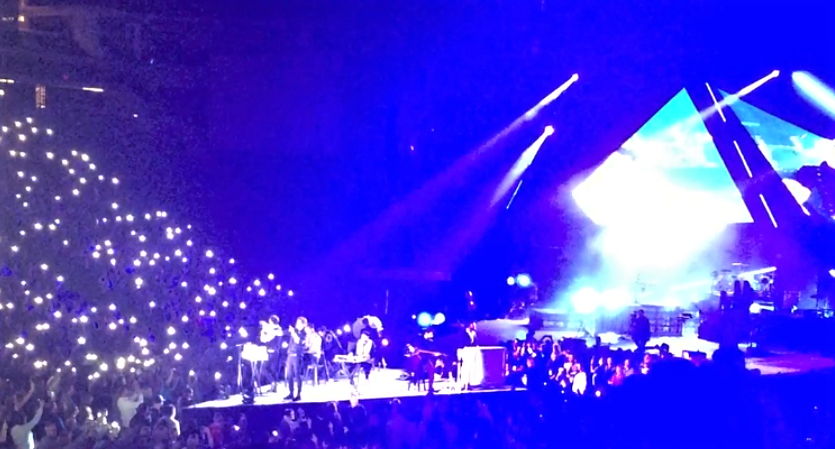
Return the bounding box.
[491,126,554,207]
[700,70,779,123]
[317,74,579,274]
[431,129,556,273]
[479,74,578,155]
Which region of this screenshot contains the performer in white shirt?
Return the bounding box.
[302,323,325,385]
[349,331,374,386]
[304,323,323,358]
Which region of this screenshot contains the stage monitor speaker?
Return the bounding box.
[458,346,506,389]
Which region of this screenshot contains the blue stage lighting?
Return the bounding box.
[506,276,516,286]
[433,313,446,325]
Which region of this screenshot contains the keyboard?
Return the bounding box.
[334,355,368,364]
[241,343,269,362]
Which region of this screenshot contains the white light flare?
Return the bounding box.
[792,71,835,120]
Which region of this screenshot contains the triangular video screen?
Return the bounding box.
[573,88,753,226]
[721,91,835,218]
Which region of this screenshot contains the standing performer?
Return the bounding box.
[284,316,308,401]
[465,323,477,346]
[631,309,651,353]
[259,315,283,392]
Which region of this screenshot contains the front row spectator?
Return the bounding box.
[10,400,44,449]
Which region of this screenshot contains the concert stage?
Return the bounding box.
[184,329,835,442]
[190,367,511,410]
[189,333,834,414]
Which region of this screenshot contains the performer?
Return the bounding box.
[260,315,283,344]
[630,309,651,353]
[321,326,343,360]
[348,331,374,386]
[259,315,283,392]
[465,323,477,346]
[303,322,324,385]
[407,329,445,393]
[284,316,308,401]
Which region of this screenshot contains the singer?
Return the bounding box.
[284,316,308,401]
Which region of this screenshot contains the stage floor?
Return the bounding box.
[191,368,511,410]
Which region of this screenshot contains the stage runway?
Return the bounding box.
[191,368,513,410]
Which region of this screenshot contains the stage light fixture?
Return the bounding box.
[516,274,533,288]
[416,312,433,327]
[506,276,516,286]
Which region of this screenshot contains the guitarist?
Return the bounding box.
[409,329,446,393]
[259,315,284,392]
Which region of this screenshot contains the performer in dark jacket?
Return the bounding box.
[631,310,651,353]
[284,317,308,401]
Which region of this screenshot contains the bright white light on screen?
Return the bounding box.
[599,288,631,312]
[571,287,599,314]
[783,179,811,214]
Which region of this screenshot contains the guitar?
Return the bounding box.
[334,354,370,364]
[259,322,283,344]
[406,345,445,359]
[405,345,446,373]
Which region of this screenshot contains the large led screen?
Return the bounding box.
[721,92,835,218]
[573,88,753,227]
